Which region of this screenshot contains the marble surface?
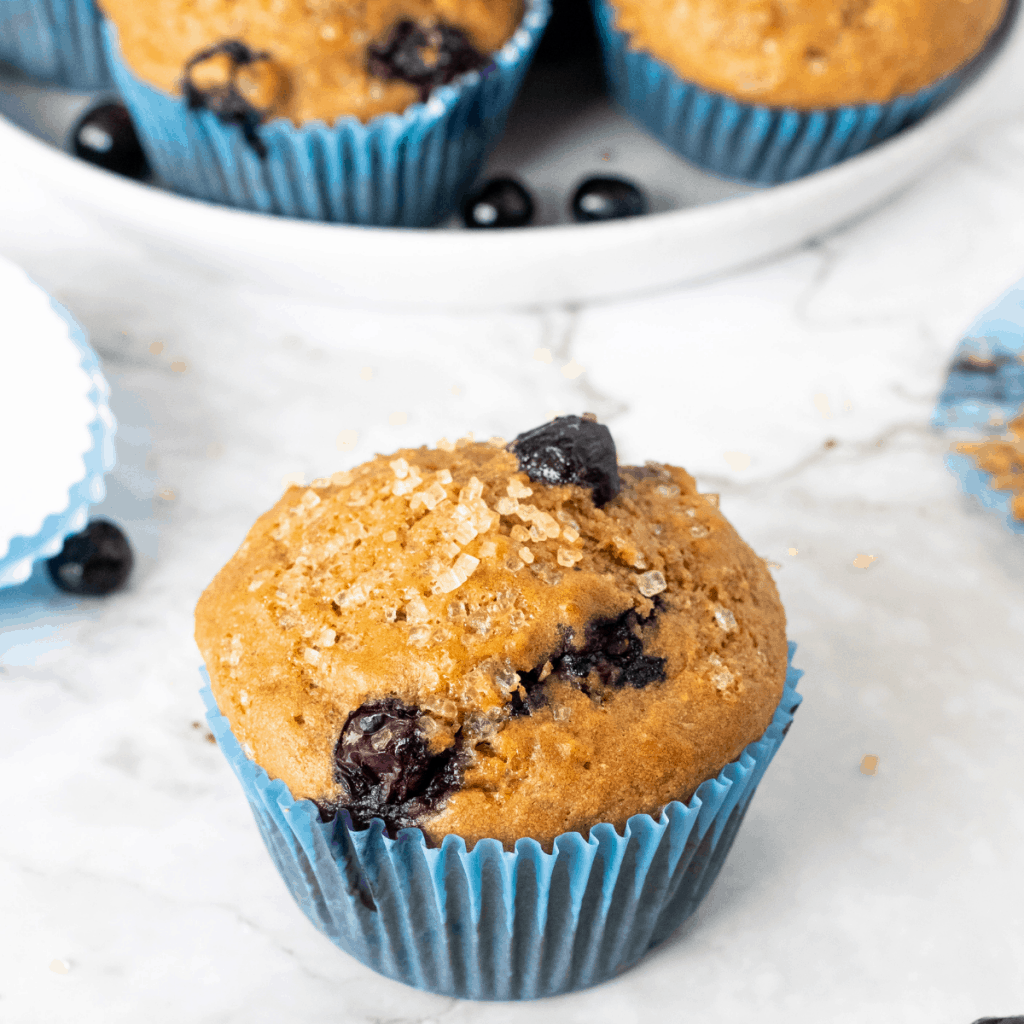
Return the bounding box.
[3,107,1024,1024]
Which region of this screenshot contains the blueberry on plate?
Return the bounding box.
[462,178,534,229]
[71,103,149,180]
[47,519,134,596]
[571,177,647,223]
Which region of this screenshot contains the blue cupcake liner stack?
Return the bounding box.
[103,0,550,226]
[201,644,802,1000]
[0,0,111,89]
[591,0,1005,185]
[0,297,116,588]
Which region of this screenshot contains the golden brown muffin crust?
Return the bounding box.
[609,0,1008,108]
[195,438,788,849]
[99,0,523,124]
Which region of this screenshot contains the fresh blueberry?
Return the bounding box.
[508,414,621,506]
[47,519,133,596]
[71,103,149,180]
[571,177,647,223]
[334,699,461,832]
[368,21,487,101]
[462,178,534,229]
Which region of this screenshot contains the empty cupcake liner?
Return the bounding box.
[591,0,1004,185]
[945,451,1024,536]
[200,643,802,1000]
[0,0,111,89]
[102,0,550,226]
[0,297,116,588]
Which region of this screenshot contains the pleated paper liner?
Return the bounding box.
[591,0,1012,186]
[200,642,802,1000]
[932,281,1024,533]
[102,0,550,227]
[0,0,111,89]
[0,296,116,588]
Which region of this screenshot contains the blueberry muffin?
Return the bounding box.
[592,0,1010,184]
[99,0,525,125]
[97,0,547,224]
[195,416,787,849]
[608,0,1007,109]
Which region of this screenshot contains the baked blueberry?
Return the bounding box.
[71,103,149,180]
[47,519,133,596]
[182,40,287,157]
[334,699,461,832]
[571,177,647,222]
[560,608,665,690]
[368,21,487,101]
[462,178,534,229]
[510,607,665,715]
[509,414,621,506]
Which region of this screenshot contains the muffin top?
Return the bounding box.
[195,417,788,849]
[99,0,524,125]
[609,0,1007,109]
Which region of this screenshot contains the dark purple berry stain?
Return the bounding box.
[462,178,534,229]
[510,608,666,716]
[334,699,462,833]
[508,414,621,507]
[182,40,282,158]
[367,21,487,101]
[571,177,647,223]
[71,103,149,180]
[47,519,133,597]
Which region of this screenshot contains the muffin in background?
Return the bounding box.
[0,0,111,88]
[592,0,1010,184]
[99,0,550,225]
[195,416,802,997]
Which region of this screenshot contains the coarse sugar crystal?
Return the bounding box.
[637,570,666,597]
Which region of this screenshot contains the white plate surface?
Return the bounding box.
[2,12,1024,310]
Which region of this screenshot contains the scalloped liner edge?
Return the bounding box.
[0,297,116,587]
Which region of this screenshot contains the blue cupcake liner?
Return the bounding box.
[591,0,1004,185]
[932,284,1024,433]
[200,642,802,1000]
[932,276,1024,532]
[0,0,111,89]
[0,296,116,588]
[102,1,550,226]
[945,451,1024,536]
